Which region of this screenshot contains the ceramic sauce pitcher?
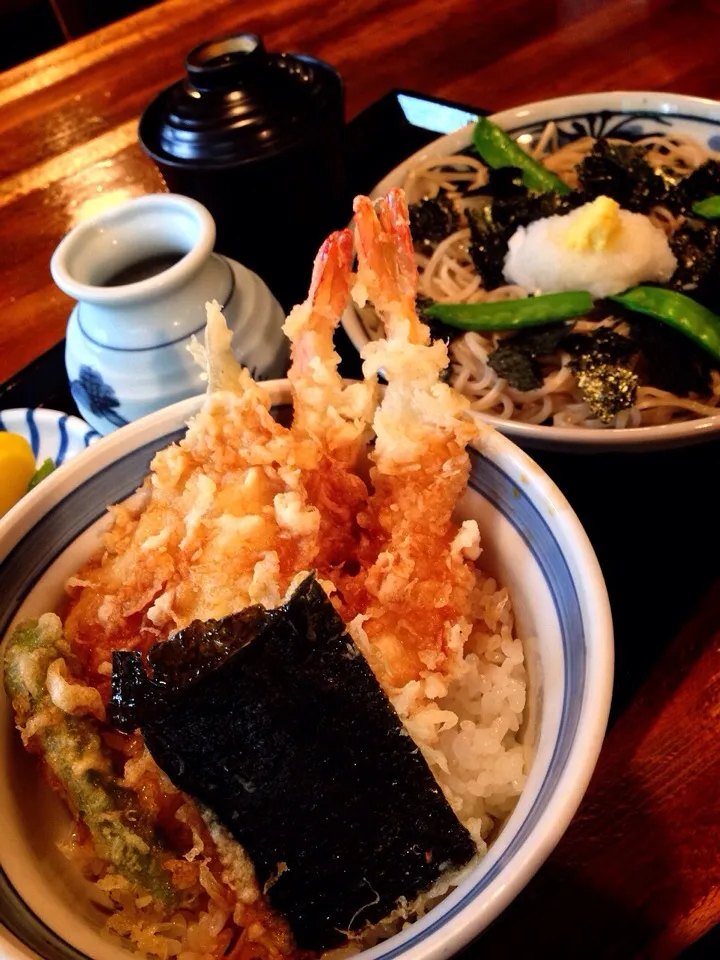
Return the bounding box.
[51,194,287,434]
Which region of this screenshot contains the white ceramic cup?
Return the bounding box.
[51,194,288,434]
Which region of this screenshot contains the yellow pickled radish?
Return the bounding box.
[0,432,37,518]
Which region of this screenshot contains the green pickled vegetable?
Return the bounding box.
[28,458,55,491]
[3,618,177,907]
[424,291,593,331]
[473,117,571,195]
[692,195,720,219]
[609,286,720,362]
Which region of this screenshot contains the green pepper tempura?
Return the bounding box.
[3,616,177,907]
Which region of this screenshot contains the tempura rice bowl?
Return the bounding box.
[0,382,612,960]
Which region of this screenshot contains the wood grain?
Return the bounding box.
[0,1,719,956]
[2,0,720,377]
[474,580,720,959]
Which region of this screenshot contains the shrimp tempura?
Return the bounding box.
[351,189,484,699]
[283,230,378,589]
[65,302,320,693]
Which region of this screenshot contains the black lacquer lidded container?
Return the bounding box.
[139,34,346,310]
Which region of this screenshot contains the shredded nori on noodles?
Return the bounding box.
[490,323,643,416]
[488,189,582,234]
[110,575,476,951]
[519,323,574,356]
[478,165,527,198]
[669,221,720,311]
[576,139,668,213]
[409,190,459,251]
[563,327,638,367]
[573,363,638,423]
[561,328,639,422]
[669,159,720,212]
[627,315,714,397]
[467,209,509,289]
[488,323,571,392]
[488,344,542,391]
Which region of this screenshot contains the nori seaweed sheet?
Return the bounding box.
[110,576,476,951]
[488,342,543,392]
[627,314,714,396]
[563,328,639,422]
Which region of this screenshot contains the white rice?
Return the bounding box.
[392,576,528,853]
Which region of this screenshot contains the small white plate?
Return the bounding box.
[0,408,99,471]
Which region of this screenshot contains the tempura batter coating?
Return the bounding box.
[282,230,377,582]
[352,189,484,695]
[65,304,321,691]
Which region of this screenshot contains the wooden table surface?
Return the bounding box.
[1,0,719,957]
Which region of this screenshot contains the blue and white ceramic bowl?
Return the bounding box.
[0,383,612,960]
[341,91,720,453]
[0,408,98,469]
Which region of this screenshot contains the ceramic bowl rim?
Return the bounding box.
[339,89,720,451]
[0,382,613,960]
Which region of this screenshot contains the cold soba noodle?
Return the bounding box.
[396,122,720,428]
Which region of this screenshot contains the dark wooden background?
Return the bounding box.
[0,1,719,957]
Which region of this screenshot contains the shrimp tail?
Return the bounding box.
[352,188,428,346]
[284,229,377,465]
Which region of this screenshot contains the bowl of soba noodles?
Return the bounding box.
[341,91,720,451]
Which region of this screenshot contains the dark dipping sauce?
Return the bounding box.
[101,250,186,286]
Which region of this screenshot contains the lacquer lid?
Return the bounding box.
[139,33,343,169]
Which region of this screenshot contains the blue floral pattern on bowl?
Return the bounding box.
[508,109,674,146]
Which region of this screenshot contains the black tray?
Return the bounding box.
[2,86,719,960]
[1,88,719,725]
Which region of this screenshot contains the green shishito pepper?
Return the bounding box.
[691,195,720,219]
[4,618,177,907]
[473,117,571,195]
[609,286,720,361]
[424,291,593,331]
